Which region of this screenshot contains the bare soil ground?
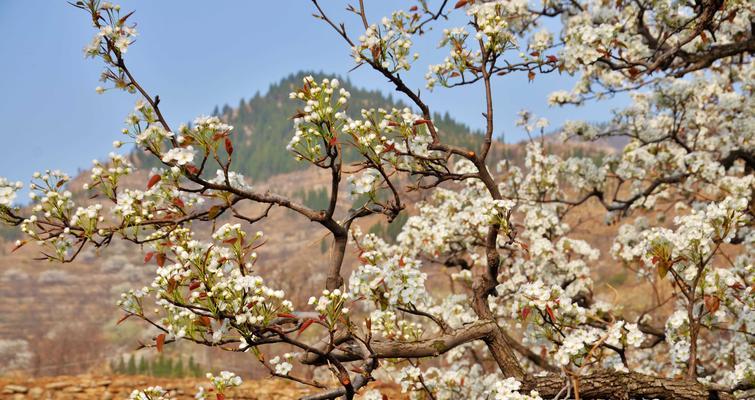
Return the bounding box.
[0,374,406,399]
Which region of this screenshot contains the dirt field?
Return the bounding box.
[0,374,406,399]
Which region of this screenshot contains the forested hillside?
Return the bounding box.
[134,72,484,181]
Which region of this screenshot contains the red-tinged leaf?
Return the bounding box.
[116,313,132,325]
[180,136,195,147]
[156,333,165,353]
[216,393,225,400]
[528,71,536,82]
[545,305,556,321]
[298,319,316,337]
[118,10,135,25]
[521,307,531,321]
[704,295,720,314]
[628,67,640,79]
[156,253,166,267]
[454,0,468,9]
[147,174,161,189]
[398,257,406,267]
[386,121,400,127]
[198,292,208,299]
[223,237,238,245]
[185,164,199,175]
[198,316,212,327]
[225,137,234,156]
[172,197,185,209]
[328,136,338,146]
[277,313,297,319]
[450,71,461,78]
[11,240,26,252]
[530,51,540,57]
[409,5,418,11]
[370,46,381,60]
[189,280,201,290]
[546,55,559,63]
[144,252,154,263]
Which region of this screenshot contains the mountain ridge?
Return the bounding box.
[132,71,485,181]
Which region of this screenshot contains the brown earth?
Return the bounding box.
[0,375,406,400]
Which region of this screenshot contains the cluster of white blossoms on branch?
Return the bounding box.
[0,177,22,207]
[131,371,242,400]
[83,1,136,56]
[128,386,168,400]
[389,362,543,400]
[349,232,429,310]
[287,76,350,161]
[353,11,420,72]
[308,288,351,330]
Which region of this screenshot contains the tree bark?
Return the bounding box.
[524,371,734,400]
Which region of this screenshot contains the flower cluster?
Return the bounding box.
[0,178,22,207]
[346,169,380,198]
[392,362,542,400]
[287,76,350,161]
[308,288,350,330]
[349,249,427,309]
[128,386,168,400]
[425,27,479,90]
[161,146,195,166]
[206,371,243,393]
[269,354,294,376]
[369,309,424,341]
[175,116,234,158]
[353,11,420,72]
[89,152,134,199]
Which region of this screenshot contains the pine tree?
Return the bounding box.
[188,355,202,377]
[126,354,137,375]
[117,357,126,374]
[154,354,166,377]
[138,356,149,375]
[174,357,184,377]
[165,357,174,377]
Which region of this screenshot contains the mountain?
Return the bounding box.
[133,71,485,181]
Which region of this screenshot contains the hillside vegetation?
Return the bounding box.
[133,72,485,181]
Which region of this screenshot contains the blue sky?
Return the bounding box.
[0,1,624,191]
